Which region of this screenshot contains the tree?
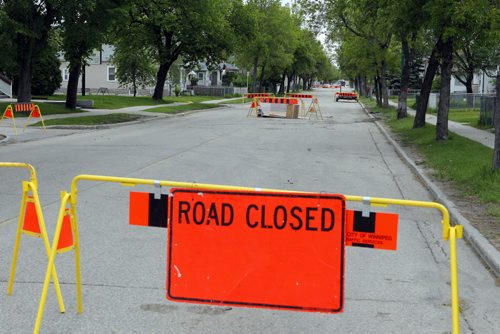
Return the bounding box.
[31,36,62,96]
[234,0,299,93]
[308,0,394,107]
[121,0,235,100]
[112,28,156,97]
[1,0,60,102]
[453,6,500,94]
[494,70,500,169]
[60,0,122,109]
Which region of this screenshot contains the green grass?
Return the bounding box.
[361,97,500,218]
[145,103,219,114]
[47,95,171,109]
[46,94,229,109]
[31,113,143,126]
[0,101,87,117]
[164,96,229,103]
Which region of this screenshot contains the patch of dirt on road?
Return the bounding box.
[385,124,500,252]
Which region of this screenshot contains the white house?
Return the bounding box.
[57,45,241,96]
[450,70,495,94]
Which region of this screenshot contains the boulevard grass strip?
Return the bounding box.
[0,101,87,116]
[47,95,229,108]
[145,103,219,114]
[164,96,232,103]
[47,95,172,109]
[30,113,142,126]
[361,97,500,218]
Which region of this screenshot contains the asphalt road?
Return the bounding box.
[0,89,498,333]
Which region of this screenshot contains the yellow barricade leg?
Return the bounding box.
[70,200,83,313]
[449,226,461,334]
[7,183,29,295]
[7,181,66,313]
[35,192,71,334]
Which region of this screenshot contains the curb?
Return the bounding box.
[359,101,500,281]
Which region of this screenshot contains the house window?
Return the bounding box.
[63,68,69,81]
[198,72,204,82]
[107,66,116,82]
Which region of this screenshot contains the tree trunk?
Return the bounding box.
[465,73,474,107]
[17,37,33,102]
[152,62,171,100]
[251,57,259,93]
[493,71,500,169]
[258,62,266,92]
[65,61,81,109]
[374,75,382,107]
[286,71,294,93]
[279,69,287,94]
[133,76,137,97]
[397,34,411,119]
[81,65,86,96]
[413,40,440,128]
[381,61,389,107]
[436,38,453,141]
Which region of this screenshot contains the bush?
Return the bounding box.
[174,85,182,96]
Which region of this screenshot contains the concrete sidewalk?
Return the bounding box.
[389,100,495,149]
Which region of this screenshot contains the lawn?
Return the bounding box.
[31,113,143,126]
[145,103,219,114]
[426,108,492,130]
[361,97,500,218]
[0,101,87,116]
[46,94,231,109]
[47,95,172,109]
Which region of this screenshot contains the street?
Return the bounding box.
[0,89,498,333]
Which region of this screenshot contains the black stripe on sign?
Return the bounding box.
[352,243,374,248]
[148,193,168,228]
[353,210,376,233]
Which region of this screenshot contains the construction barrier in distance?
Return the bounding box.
[335,92,358,102]
[286,94,322,119]
[243,93,274,104]
[0,103,46,133]
[0,162,65,314]
[34,173,462,334]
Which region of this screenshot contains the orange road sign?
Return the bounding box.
[345,210,398,250]
[56,211,74,253]
[129,192,168,228]
[22,198,42,236]
[167,189,345,313]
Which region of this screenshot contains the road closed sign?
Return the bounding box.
[167,189,345,313]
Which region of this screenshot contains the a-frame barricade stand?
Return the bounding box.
[285,94,322,119]
[247,98,260,117]
[0,105,17,134]
[244,93,274,117]
[23,104,46,132]
[308,97,322,120]
[0,162,65,313]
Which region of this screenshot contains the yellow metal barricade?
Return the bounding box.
[35,174,462,334]
[0,162,65,313]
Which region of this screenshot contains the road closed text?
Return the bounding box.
[176,200,336,232]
